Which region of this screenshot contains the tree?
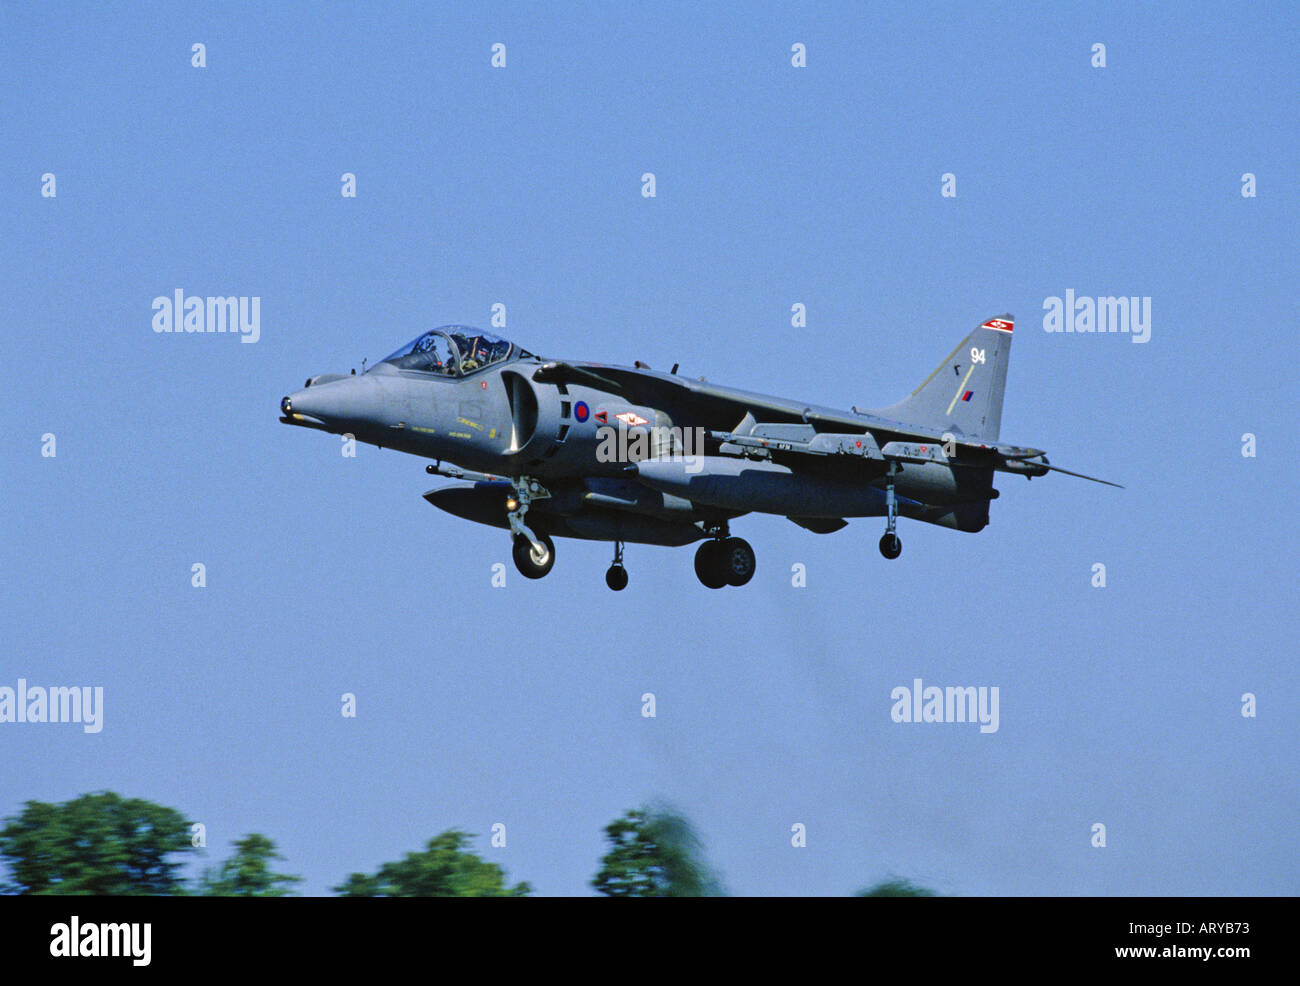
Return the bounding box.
[856,878,939,897]
[200,833,301,897]
[0,791,193,895]
[333,829,530,897]
[592,805,724,896]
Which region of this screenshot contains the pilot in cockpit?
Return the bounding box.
[378,327,520,377]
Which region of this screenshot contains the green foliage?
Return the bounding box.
[0,791,194,895]
[1,790,934,898]
[856,878,939,897]
[333,829,530,897]
[200,833,302,897]
[592,805,724,897]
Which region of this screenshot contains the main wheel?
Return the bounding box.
[605,564,628,591]
[512,531,556,579]
[718,537,756,586]
[694,540,727,589]
[879,532,902,560]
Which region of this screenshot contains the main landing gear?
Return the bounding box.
[694,525,756,589]
[878,460,902,559]
[497,476,759,589]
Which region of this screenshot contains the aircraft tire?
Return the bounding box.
[512,532,556,579]
[720,537,756,587]
[605,564,629,591]
[694,540,727,589]
[879,533,902,560]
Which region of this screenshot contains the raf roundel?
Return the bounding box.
[574,401,590,422]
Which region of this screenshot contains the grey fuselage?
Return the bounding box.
[281,317,1120,567]
[281,349,1000,546]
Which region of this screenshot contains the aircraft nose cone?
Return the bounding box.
[282,385,328,425]
[279,375,375,430]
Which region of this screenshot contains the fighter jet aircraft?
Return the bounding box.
[279,315,1119,590]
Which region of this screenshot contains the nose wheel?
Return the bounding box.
[605,541,628,591]
[505,475,556,578]
[512,531,555,579]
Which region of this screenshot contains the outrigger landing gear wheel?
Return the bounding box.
[880,460,903,560]
[605,540,628,591]
[512,531,555,579]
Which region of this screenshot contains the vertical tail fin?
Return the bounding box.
[871,314,1014,441]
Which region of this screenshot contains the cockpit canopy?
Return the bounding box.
[378,326,527,376]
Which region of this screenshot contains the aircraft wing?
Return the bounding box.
[535,361,1039,451]
[534,361,1120,486]
[533,361,869,432]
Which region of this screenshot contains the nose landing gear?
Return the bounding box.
[512,530,555,579]
[506,476,555,579]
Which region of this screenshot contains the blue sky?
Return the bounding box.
[2,1,1297,895]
